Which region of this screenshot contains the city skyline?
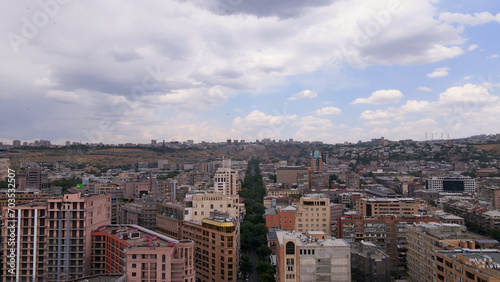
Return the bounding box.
[1,0,500,145]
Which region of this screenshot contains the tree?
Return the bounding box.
[259,273,275,282]
[257,260,275,281]
[240,256,253,279]
[256,245,271,260]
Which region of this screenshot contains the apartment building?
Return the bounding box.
[435,249,500,282]
[265,205,297,231]
[351,241,391,282]
[276,166,308,185]
[119,197,159,230]
[0,193,111,281]
[355,197,418,217]
[213,167,240,196]
[407,222,498,282]
[0,204,47,281]
[184,193,241,221]
[91,224,195,282]
[295,194,330,236]
[45,193,111,280]
[275,230,350,282]
[181,212,239,282]
[0,159,9,180]
[338,214,438,274]
[267,188,300,198]
[0,190,48,209]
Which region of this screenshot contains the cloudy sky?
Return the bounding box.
[1,0,500,145]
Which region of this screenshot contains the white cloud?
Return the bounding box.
[400,100,430,112]
[437,83,498,106]
[232,110,298,140]
[427,67,449,78]
[439,11,500,26]
[417,86,432,92]
[351,90,403,105]
[487,54,499,59]
[288,90,317,101]
[356,84,500,141]
[468,44,479,51]
[46,90,80,104]
[360,108,398,120]
[0,0,496,143]
[314,106,342,115]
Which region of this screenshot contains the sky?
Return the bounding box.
[1,0,500,145]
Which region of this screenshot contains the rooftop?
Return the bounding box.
[439,249,500,277]
[276,231,349,248]
[93,224,182,249]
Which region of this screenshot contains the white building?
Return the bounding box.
[276,231,351,282]
[426,175,476,194]
[213,167,240,196]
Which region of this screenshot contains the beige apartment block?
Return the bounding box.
[185,193,240,221]
[407,222,498,282]
[356,197,418,217]
[213,167,240,196]
[295,194,330,236]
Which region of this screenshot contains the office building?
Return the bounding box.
[275,231,351,282]
[426,175,477,194]
[311,150,328,172]
[355,197,418,217]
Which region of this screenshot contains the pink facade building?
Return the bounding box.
[0,193,111,281]
[92,225,195,282]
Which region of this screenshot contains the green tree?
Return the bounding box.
[240,256,253,279]
[256,245,272,260]
[257,260,275,280]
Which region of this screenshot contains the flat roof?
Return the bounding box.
[276,231,349,248]
[93,224,181,249]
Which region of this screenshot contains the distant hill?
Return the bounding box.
[473,144,500,157]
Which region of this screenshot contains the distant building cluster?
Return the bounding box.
[1,134,500,281]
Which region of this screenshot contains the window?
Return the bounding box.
[466,271,475,280]
[286,242,295,255]
[132,272,136,277]
[132,264,136,268]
